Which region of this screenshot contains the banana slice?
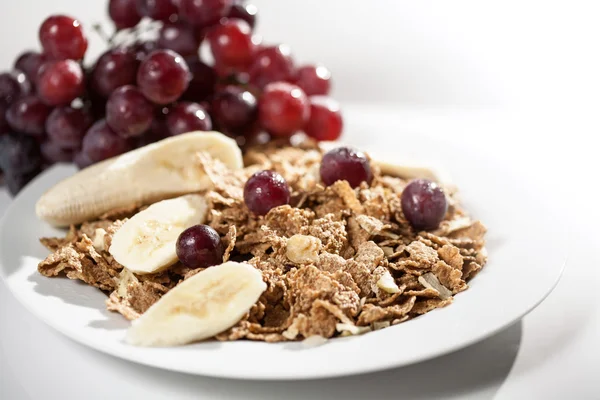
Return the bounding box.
[36,131,242,227]
[109,194,208,274]
[374,160,447,183]
[126,262,266,347]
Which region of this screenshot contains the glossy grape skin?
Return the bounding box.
[166,102,212,135]
[243,170,290,215]
[137,49,191,104]
[37,60,85,106]
[106,85,154,138]
[211,85,256,131]
[176,224,224,268]
[109,0,142,30]
[39,15,88,60]
[303,96,342,141]
[177,0,232,27]
[14,52,47,84]
[226,3,257,29]
[0,71,31,106]
[81,119,132,163]
[40,140,75,163]
[137,0,178,21]
[6,96,52,137]
[91,47,139,98]
[0,133,42,173]
[258,82,309,137]
[181,57,217,101]
[248,45,295,89]
[157,22,202,57]
[319,147,373,189]
[400,179,448,231]
[45,106,93,149]
[295,64,331,96]
[208,19,256,70]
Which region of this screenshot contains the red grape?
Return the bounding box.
[166,102,212,135]
[258,82,309,137]
[303,96,342,141]
[401,179,448,230]
[106,85,154,137]
[248,45,295,89]
[137,49,191,104]
[41,140,75,163]
[39,15,88,60]
[0,71,31,106]
[178,0,232,27]
[157,22,202,57]
[6,96,51,137]
[181,57,217,101]
[211,85,256,131]
[295,64,331,96]
[46,106,93,149]
[82,119,132,162]
[226,3,257,29]
[208,19,257,71]
[91,47,139,98]
[176,224,224,268]
[320,147,373,188]
[0,133,42,173]
[14,52,47,85]
[109,0,142,30]
[137,0,178,21]
[37,60,85,106]
[243,170,290,215]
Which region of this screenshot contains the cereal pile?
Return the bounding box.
[38,140,487,342]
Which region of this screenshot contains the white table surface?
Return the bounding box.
[1,106,598,399]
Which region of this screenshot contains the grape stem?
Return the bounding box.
[92,23,115,46]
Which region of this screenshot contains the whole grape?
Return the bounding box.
[211,85,257,132]
[14,52,47,85]
[0,71,31,105]
[37,60,85,106]
[226,3,257,29]
[109,0,142,30]
[400,179,448,231]
[166,102,212,135]
[157,22,201,57]
[176,224,224,268]
[303,96,342,141]
[137,0,178,22]
[39,15,88,60]
[6,96,52,137]
[319,147,372,188]
[46,106,93,149]
[106,85,154,137]
[137,49,191,104]
[177,0,233,27]
[295,65,331,96]
[81,120,132,163]
[248,45,295,89]
[243,170,290,215]
[91,47,139,98]
[258,82,309,137]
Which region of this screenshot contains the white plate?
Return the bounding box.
[0,134,566,380]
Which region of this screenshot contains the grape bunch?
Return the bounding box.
[0,0,343,195]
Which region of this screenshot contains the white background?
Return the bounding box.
[1,0,600,399]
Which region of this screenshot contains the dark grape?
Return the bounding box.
[295,64,331,96]
[157,22,202,57]
[178,0,232,27]
[0,71,31,105]
[137,0,178,21]
[137,49,191,104]
[106,85,154,137]
[166,102,211,135]
[243,170,290,215]
[401,179,448,231]
[6,96,51,137]
[14,52,47,85]
[5,168,40,196]
[248,45,295,89]
[46,106,93,149]
[0,133,42,173]
[181,57,217,101]
[176,224,224,268]
[91,47,139,98]
[82,119,132,163]
[108,0,142,30]
[74,151,93,169]
[208,19,256,70]
[37,60,85,106]
[40,140,75,163]
[39,15,88,60]
[320,147,373,188]
[136,115,168,147]
[303,96,342,141]
[226,3,257,29]
[258,82,308,137]
[211,85,256,131]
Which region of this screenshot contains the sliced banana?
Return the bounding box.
[36,131,242,227]
[126,261,266,347]
[109,194,208,274]
[375,160,447,183]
